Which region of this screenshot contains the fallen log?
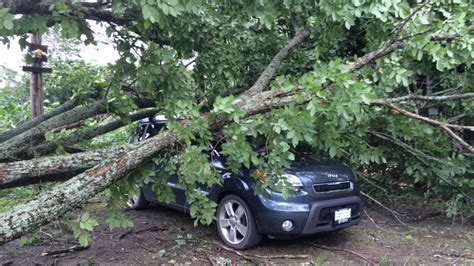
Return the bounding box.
[0,131,178,244]
[0,98,79,144]
[0,29,310,244]
[0,149,119,189]
[0,99,158,162]
[0,100,108,162]
[41,245,90,256]
[31,108,160,156]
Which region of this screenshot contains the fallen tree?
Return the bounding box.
[0,0,473,245]
[0,25,313,243]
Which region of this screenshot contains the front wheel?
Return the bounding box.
[217,195,262,249]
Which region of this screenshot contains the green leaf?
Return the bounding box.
[81,212,90,222]
[329,146,337,158]
[81,221,93,231]
[78,233,90,246]
[3,14,13,30]
[419,15,430,25]
[423,127,433,135]
[288,153,295,161]
[155,249,167,258]
[167,0,179,6]
[469,180,474,188]
[18,239,28,247]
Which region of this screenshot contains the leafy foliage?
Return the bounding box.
[71,212,99,246]
[43,59,110,104]
[0,0,473,245]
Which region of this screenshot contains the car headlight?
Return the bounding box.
[271,173,304,192]
[284,173,304,187]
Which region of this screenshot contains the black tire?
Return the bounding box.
[217,195,262,249]
[126,188,149,210]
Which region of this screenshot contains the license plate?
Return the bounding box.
[334,208,351,224]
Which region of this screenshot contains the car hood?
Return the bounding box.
[287,155,354,186]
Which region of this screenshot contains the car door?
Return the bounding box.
[166,174,187,209]
[165,155,187,209]
[164,146,229,210]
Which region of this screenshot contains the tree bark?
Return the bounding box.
[347,25,474,72]
[0,149,117,190]
[244,28,310,98]
[0,98,79,144]
[0,133,176,244]
[0,100,109,162]
[0,97,156,161]
[30,108,159,156]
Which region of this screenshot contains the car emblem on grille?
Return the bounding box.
[328,173,338,179]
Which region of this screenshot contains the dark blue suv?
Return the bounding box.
[127,115,363,249]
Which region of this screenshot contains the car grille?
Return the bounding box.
[313,181,352,193]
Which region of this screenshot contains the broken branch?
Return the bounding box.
[0,148,118,189]
[370,99,474,153]
[218,243,309,260]
[41,245,90,256]
[32,108,160,156]
[382,93,474,103]
[302,241,376,265]
[0,98,79,144]
[244,28,310,98]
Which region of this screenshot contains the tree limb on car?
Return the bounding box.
[0,26,313,243]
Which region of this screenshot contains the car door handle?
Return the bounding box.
[222,173,232,179]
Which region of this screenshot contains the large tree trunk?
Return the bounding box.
[0,99,157,162]
[0,86,295,244]
[0,133,177,244]
[0,149,117,189]
[0,108,158,189]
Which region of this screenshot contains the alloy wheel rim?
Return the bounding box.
[218,199,249,245]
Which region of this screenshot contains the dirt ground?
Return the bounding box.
[1,201,473,265]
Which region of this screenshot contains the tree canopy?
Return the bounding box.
[0,0,473,245]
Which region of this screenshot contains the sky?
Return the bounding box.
[0,23,119,83]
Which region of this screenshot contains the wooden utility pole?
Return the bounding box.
[30,33,44,117]
[22,33,52,117]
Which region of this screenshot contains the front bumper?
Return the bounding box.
[254,194,363,237]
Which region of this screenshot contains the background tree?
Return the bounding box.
[0,0,472,245]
